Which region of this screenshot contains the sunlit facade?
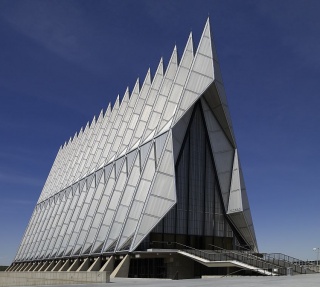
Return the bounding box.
[10,19,257,278]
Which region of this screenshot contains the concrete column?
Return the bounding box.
[12,263,23,271]
[77,258,90,271]
[5,264,14,271]
[20,262,33,272]
[33,262,44,272]
[12,263,21,272]
[100,256,115,273]
[14,263,28,272]
[52,260,63,271]
[28,262,38,271]
[67,259,80,271]
[87,257,101,271]
[43,261,55,271]
[59,259,71,271]
[6,264,17,271]
[19,262,35,272]
[38,261,49,272]
[14,263,25,272]
[110,255,130,278]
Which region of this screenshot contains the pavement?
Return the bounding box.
[10,274,320,287]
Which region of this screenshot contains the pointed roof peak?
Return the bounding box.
[132,78,140,94]
[113,95,120,109]
[104,103,111,117]
[201,17,212,39]
[144,68,152,84]
[91,115,96,126]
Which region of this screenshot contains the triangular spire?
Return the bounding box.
[180,32,194,69]
[164,45,178,82]
[122,87,130,103]
[105,103,111,117]
[90,115,96,127]
[156,57,164,77]
[228,150,243,213]
[113,95,120,110]
[96,109,104,123]
[133,78,140,95]
[144,68,152,87]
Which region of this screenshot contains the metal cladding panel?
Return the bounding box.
[35,200,60,258]
[225,149,257,251]
[38,188,71,259]
[104,90,130,164]
[128,60,163,151]
[69,121,95,184]
[100,152,136,252]
[28,200,55,259]
[16,212,37,260]
[15,209,37,260]
[56,178,90,257]
[115,143,155,251]
[201,98,234,210]
[174,21,214,125]
[49,183,81,256]
[142,47,178,142]
[157,33,194,135]
[227,212,258,252]
[66,175,96,256]
[172,105,193,163]
[90,156,126,253]
[95,97,120,169]
[59,124,88,191]
[155,132,168,164]
[82,111,109,173]
[130,132,176,252]
[227,150,243,213]
[87,104,112,173]
[81,164,113,254]
[117,70,151,156]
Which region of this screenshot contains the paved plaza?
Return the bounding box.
[3,274,318,287]
[110,275,320,287]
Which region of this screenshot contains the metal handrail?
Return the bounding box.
[151,241,318,275]
[151,241,284,275]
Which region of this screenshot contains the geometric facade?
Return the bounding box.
[13,18,257,266]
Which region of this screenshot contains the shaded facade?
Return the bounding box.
[11,19,257,277]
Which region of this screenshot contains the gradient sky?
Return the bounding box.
[1,0,320,266]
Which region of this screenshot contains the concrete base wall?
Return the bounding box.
[0,271,110,286]
[166,255,195,280]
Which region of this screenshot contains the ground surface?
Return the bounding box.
[8,274,320,287]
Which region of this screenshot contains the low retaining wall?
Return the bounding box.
[0,271,109,286]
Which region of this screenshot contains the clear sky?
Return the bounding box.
[1,0,320,266]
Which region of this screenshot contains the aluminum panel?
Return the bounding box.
[192,55,214,84]
[130,215,159,251]
[140,141,152,167]
[227,150,243,214]
[155,132,168,164]
[175,66,190,86]
[151,173,175,201]
[144,196,175,218]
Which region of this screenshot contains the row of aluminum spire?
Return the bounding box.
[38,19,218,204]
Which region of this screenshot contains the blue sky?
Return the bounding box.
[1,0,320,266]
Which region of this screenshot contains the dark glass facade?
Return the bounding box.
[138,101,247,252]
